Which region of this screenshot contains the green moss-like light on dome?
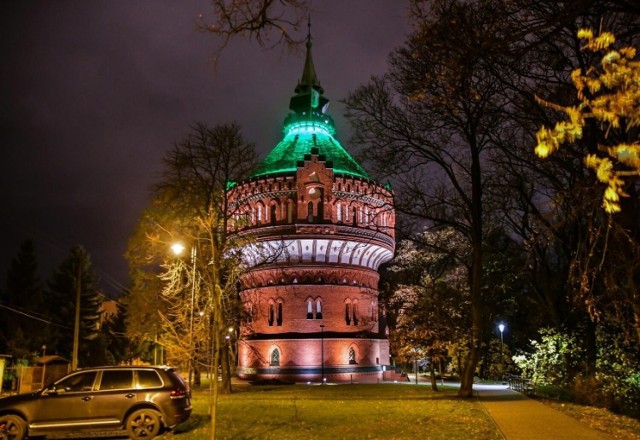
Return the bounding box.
[251,116,369,179]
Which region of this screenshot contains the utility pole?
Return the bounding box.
[72,263,81,371]
[320,325,325,384]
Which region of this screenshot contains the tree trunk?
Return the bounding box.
[429,356,438,391]
[220,344,232,394]
[209,325,220,440]
[458,143,483,398]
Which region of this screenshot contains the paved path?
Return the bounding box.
[475,384,611,440]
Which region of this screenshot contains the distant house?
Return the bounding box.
[17,355,71,393]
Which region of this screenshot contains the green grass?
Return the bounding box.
[163,383,502,440]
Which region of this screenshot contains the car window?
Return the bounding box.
[56,372,97,392]
[137,370,163,389]
[99,370,133,390]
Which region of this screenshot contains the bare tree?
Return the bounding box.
[346,0,515,397]
[127,122,255,439]
[200,0,309,61]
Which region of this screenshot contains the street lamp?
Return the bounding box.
[498,323,505,355]
[172,242,197,388]
[498,322,506,384]
[319,324,325,384]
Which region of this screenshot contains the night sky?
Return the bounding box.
[0,1,409,296]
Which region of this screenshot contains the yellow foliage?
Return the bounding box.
[577,28,593,40]
[619,47,636,59]
[595,157,613,183]
[535,28,640,214]
[602,50,620,66]
[609,144,640,169]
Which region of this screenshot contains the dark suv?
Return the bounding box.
[0,365,191,440]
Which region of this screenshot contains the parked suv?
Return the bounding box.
[0,365,191,440]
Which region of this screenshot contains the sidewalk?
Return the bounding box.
[476,385,611,440]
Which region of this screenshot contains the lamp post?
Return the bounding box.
[319,324,325,384]
[498,323,505,355]
[498,322,506,383]
[172,242,197,388]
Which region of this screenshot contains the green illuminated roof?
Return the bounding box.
[251,30,369,180]
[251,115,369,179]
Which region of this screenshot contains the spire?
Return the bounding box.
[290,16,329,115]
[295,15,323,95]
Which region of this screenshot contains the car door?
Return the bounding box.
[89,369,136,426]
[30,371,98,431]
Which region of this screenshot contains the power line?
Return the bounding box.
[0,301,71,330]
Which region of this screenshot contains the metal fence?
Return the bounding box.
[508,375,533,391]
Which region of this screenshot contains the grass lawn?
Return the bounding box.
[539,400,640,440]
[164,383,502,440]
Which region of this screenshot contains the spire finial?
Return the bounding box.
[307,14,312,47]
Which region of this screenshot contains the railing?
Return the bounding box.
[508,375,533,391]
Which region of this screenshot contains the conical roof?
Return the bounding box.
[250,30,369,180]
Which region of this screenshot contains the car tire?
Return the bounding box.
[0,414,26,440]
[126,408,162,439]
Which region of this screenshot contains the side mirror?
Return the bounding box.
[43,386,59,396]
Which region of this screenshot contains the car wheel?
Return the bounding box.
[126,408,162,439]
[0,415,26,440]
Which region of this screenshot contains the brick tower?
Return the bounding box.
[227,32,395,383]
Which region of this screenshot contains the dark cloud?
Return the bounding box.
[0,0,409,295]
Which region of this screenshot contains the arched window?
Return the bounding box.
[315,299,323,320]
[345,300,352,325]
[352,300,359,325]
[317,194,324,220]
[337,203,342,223]
[270,348,280,366]
[287,199,295,224]
[270,203,277,225]
[307,299,313,319]
[348,347,357,365]
[276,299,283,326]
[244,302,253,323]
[268,302,275,326]
[257,203,263,223]
[307,202,314,222]
[352,207,357,226]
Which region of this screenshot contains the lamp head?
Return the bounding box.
[171,243,186,256]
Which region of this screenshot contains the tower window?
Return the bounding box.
[345,302,352,325]
[316,299,323,320]
[257,203,263,223]
[245,302,253,323]
[268,303,275,326]
[270,349,280,366]
[287,199,295,224]
[349,347,357,365]
[277,301,283,326]
[353,301,359,326]
[307,201,314,222]
[307,299,313,319]
[270,203,277,225]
